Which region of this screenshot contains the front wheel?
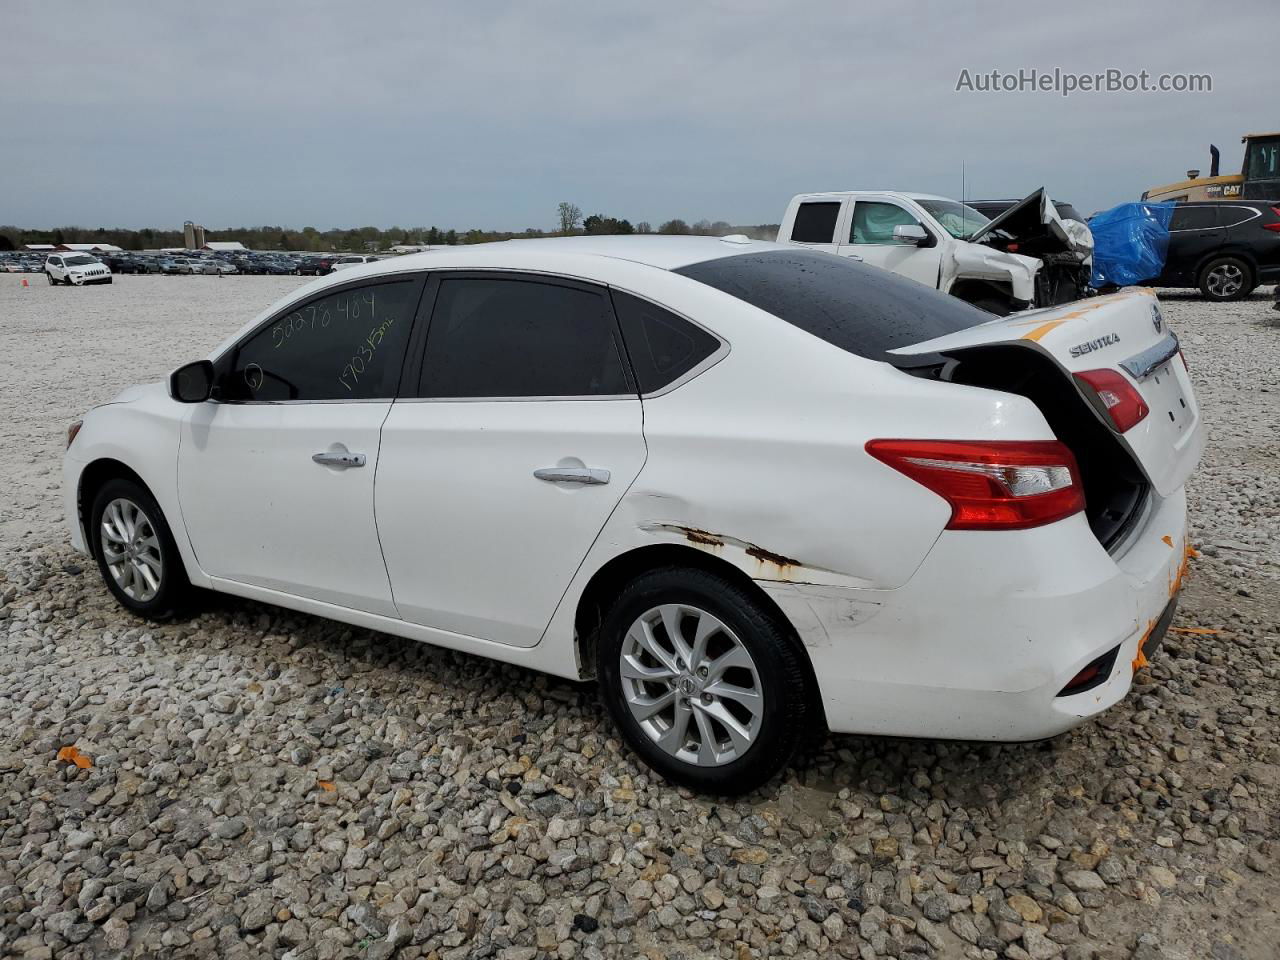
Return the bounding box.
[89,478,192,620]
[596,567,814,794]
[1198,256,1253,301]
[46,272,55,285]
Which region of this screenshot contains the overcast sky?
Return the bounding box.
[4,1,1273,231]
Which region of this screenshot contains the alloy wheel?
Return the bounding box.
[100,497,163,602]
[619,603,764,767]
[1206,263,1244,298]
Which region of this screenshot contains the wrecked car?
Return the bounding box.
[778,187,1093,314]
[64,236,1202,794]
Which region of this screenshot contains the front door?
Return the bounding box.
[838,198,943,288]
[177,274,425,616]
[376,273,647,647]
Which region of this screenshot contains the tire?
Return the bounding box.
[89,477,192,620]
[46,272,55,285]
[1198,256,1254,301]
[596,566,813,794]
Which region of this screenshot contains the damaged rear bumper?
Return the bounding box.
[759,488,1189,742]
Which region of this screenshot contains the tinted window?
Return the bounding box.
[1217,206,1257,227]
[612,291,720,393]
[222,280,418,401]
[790,202,840,243]
[418,277,630,398]
[852,202,923,243]
[1170,206,1218,230]
[675,250,990,361]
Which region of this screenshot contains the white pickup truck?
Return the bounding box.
[777,188,1093,314]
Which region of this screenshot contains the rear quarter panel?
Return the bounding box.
[541,273,1056,644]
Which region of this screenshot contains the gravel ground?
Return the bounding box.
[1,275,1277,960]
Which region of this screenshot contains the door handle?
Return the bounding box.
[312,451,366,468]
[533,466,610,485]
[846,254,864,262]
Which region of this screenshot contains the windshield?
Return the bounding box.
[65,255,97,266]
[914,199,992,239]
[675,250,991,362]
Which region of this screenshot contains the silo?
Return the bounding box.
[183,221,195,249]
[194,225,206,249]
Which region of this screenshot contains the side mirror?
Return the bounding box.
[169,360,215,403]
[893,223,930,245]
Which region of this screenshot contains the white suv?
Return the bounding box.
[46,254,113,286]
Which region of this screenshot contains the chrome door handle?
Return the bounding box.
[533,466,610,485]
[846,254,864,262]
[312,451,366,468]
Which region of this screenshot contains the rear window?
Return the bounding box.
[674,250,992,361]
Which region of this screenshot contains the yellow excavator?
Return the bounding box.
[1143,132,1280,202]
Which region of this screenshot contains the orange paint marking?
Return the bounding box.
[317,780,336,793]
[1161,536,1173,548]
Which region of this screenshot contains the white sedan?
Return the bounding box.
[62,237,1203,793]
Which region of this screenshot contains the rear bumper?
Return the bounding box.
[762,488,1189,741]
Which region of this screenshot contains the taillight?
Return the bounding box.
[865,439,1085,531]
[67,419,83,449]
[1073,369,1149,432]
[1264,207,1280,232]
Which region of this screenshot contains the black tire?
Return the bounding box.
[89,477,192,620]
[1198,255,1254,301]
[46,272,55,285]
[596,566,813,795]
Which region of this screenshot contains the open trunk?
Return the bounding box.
[890,288,1204,551]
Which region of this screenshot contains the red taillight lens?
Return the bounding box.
[865,439,1085,531]
[1073,369,1149,433]
[67,419,83,449]
[1264,207,1280,231]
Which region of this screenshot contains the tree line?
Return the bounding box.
[0,205,778,253]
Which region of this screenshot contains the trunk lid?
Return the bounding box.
[890,288,1204,498]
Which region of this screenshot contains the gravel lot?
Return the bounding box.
[1,275,1277,960]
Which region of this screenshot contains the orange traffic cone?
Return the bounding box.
[21,277,29,287]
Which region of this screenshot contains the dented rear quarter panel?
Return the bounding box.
[541,277,1059,653]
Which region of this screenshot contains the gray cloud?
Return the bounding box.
[3,0,1272,230]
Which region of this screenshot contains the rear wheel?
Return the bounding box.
[89,478,192,620]
[596,567,812,794]
[1198,256,1253,301]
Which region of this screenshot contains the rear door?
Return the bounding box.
[1164,204,1223,283]
[375,272,647,647]
[783,198,845,255]
[891,289,1203,497]
[837,197,943,288]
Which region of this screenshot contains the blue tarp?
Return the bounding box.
[1087,202,1174,288]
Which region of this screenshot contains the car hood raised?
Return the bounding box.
[966,188,1092,259]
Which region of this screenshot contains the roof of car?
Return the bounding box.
[364,235,790,273]
[793,191,958,204]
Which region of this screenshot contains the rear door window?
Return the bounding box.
[416,276,632,398]
[675,250,990,361]
[790,202,841,243]
[1170,206,1218,230]
[611,291,721,393]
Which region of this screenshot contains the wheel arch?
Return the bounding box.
[1195,248,1258,284]
[571,544,824,724]
[76,457,151,544]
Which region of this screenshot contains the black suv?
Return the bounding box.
[1151,201,1280,301]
